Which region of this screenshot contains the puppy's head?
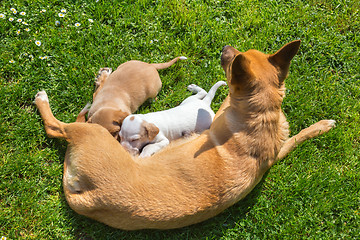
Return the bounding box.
[88,107,129,139]
[221,40,300,109]
[119,115,159,156]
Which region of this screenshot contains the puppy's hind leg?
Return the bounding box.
[93,67,112,100]
[34,91,68,139]
[275,120,336,163]
[187,84,208,99]
[178,84,208,105]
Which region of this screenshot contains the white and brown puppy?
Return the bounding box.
[34,40,335,230]
[77,57,187,138]
[119,81,226,157]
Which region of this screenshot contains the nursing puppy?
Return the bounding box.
[119,81,226,157]
[34,40,335,230]
[77,56,187,138]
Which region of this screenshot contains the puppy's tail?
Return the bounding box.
[203,81,227,105]
[76,103,91,122]
[151,56,187,70]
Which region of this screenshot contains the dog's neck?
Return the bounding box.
[227,85,287,173]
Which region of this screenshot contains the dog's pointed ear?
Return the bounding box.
[143,122,159,141]
[269,40,301,81]
[230,53,253,85]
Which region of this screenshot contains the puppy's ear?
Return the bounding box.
[143,122,159,141]
[113,110,129,126]
[269,40,301,82]
[230,54,253,85]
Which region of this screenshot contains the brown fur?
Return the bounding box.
[34,40,335,230]
[77,57,185,138]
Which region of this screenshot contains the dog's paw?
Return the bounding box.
[187,84,203,93]
[95,67,112,85]
[34,90,49,103]
[318,119,336,132]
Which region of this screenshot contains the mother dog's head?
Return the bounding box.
[220,40,301,112]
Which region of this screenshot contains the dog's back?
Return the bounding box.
[89,61,161,116]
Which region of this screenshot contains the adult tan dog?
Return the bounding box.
[76,56,186,138]
[34,40,335,230]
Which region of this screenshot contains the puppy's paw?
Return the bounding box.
[95,67,112,86]
[139,151,154,158]
[34,90,49,103]
[187,84,203,93]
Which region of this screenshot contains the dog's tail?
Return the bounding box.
[203,81,227,105]
[76,103,91,122]
[151,56,187,70]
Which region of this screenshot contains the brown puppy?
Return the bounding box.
[34,40,335,230]
[77,57,186,138]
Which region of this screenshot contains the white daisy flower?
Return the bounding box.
[0,14,5,18]
[55,20,60,26]
[16,29,20,35]
[40,9,46,13]
[75,22,81,27]
[39,56,44,60]
[61,9,66,13]
[10,8,17,14]
[20,12,26,16]
[58,13,65,17]
[35,40,41,46]
[17,18,22,22]
[9,17,14,22]
[88,19,94,23]
[22,21,28,25]
[29,55,34,59]
[9,60,15,63]
[25,28,30,32]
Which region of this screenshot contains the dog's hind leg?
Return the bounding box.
[187,84,208,99]
[275,120,336,162]
[93,67,112,100]
[34,91,68,139]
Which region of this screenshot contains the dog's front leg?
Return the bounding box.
[275,119,336,162]
[140,137,170,158]
[34,91,68,139]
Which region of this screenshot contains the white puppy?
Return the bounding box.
[119,81,226,157]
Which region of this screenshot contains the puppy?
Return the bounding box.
[119,81,226,157]
[34,40,335,230]
[77,56,187,138]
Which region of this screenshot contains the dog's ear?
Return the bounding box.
[113,110,129,126]
[269,40,301,81]
[230,53,253,85]
[143,122,159,141]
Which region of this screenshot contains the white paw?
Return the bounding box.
[35,90,49,102]
[98,67,112,75]
[319,119,336,132]
[95,67,112,84]
[187,84,203,93]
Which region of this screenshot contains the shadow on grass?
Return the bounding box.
[56,169,268,240]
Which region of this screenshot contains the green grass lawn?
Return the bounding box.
[1,0,359,239]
